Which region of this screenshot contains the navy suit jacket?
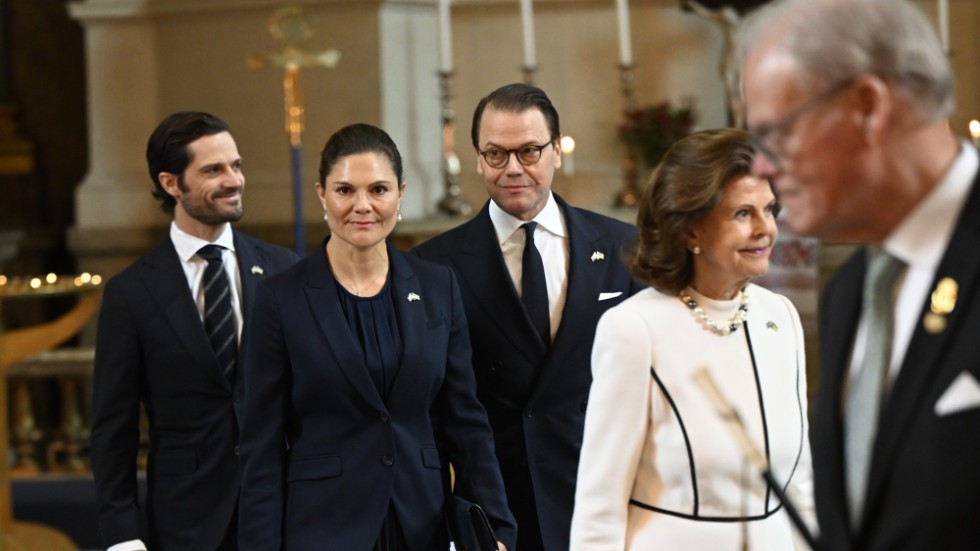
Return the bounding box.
[412,194,643,550]
[91,230,297,550]
[812,166,980,550]
[237,239,516,551]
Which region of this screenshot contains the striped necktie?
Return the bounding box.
[198,245,237,383]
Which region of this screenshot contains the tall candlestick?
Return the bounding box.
[438,0,453,73]
[938,0,949,54]
[615,0,633,66]
[520,0,537,68]
[969,120,980,148]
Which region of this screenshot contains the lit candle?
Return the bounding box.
[438,0,453,73]
[615,0,633,66]
[938,0,949,54]
[520,0,537,68]
[560,135,576,176]
[969,120,980,148]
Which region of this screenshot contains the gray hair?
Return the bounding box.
[738,0,954,122]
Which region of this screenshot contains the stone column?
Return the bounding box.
[67,0,163,282]
[69,0,160,231]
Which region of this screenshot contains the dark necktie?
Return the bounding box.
[521,222,550,346]
[844,250,904,527]
[198,245,237,383]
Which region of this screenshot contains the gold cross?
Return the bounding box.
[248,5,341,146]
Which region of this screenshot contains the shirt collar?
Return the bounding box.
[885,141,978,269]
[170,221,236,262]
[488,191,566,245]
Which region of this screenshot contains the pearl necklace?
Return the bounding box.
[678,288,750,336]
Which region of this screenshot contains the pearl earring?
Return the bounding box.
[691,246,701,255]
[397,210,403,222]
[322,211,328,222]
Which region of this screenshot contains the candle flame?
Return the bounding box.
[560,135,576,154]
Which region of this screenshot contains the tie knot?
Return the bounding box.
[198,244,224,262]
[522,222,538,244]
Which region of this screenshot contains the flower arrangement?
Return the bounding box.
[618,100,697,168]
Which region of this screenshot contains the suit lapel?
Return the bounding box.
[234,231,263,312]
[531,198,620,393]
[551,198,604,349]
[865,175,980,515]
[456,205,547,364]
[386,246,428,405]
[303,240,385,410]
[816,252,865,533]
[142,238,228,388]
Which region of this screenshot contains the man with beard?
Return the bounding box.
[90,112,297,551]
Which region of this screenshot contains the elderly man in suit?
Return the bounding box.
[413,83,643,550]
[741,1,980,549]
[90,111,297,551]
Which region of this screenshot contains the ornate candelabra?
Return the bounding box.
[615,63,641,207]
[437,71,472,216]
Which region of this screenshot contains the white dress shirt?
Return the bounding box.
[171,221,244,341]
[489,192,569,340]
[848,142,979,391]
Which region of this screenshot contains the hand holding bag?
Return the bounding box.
[446,495,498,551]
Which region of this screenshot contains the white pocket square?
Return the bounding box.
[935,371,980,416]
[598,292,623,301]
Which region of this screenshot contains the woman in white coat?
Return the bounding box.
[570,129,814,550]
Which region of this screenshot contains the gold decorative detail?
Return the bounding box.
[923,277,957,334]
[923,312,946,334]
[248,5,341,147]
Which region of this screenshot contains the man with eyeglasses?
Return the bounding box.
[741,1,980,550]
[413,82,642,550]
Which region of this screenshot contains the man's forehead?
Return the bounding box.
[186,131,238,162]
[479,107,548,144]
[743,47,808,126]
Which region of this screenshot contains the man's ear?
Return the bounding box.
[159,172,180,199]
[853,75,892,145]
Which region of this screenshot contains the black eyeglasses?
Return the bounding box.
[478,142,554,169]
[748,78,855,167]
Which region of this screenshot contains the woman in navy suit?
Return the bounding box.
[238,124,516,550]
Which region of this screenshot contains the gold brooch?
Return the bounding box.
[923,277,957,334]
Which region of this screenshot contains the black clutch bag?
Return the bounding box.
[446,494,498,551]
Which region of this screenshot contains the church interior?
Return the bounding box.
[0,0,978,548]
